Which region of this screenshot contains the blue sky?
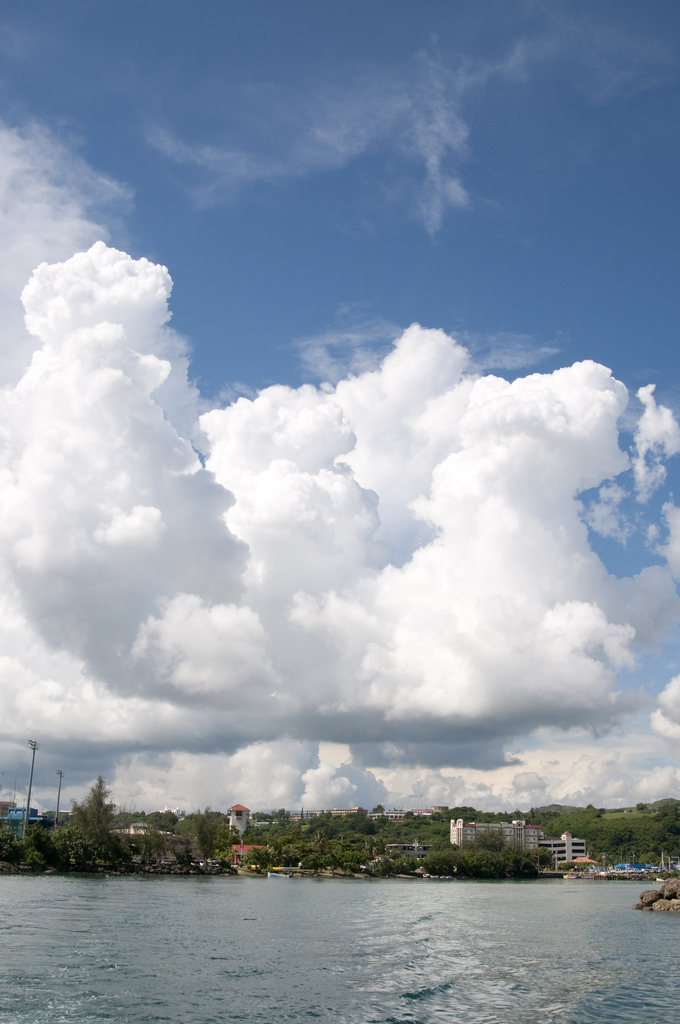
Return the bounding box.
[1,1,680,813]
[2,1,677,397]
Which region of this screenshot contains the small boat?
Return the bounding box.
[267,871,290,878]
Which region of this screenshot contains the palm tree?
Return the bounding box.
[364,836,384,859]
[312,831,329,858]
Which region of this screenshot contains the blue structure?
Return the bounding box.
[4,806,51,836]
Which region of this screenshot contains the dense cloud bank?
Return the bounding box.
[2,242,680,811]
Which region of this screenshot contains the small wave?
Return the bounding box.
[401,979,455,1001]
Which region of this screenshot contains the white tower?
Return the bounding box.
[228,803,250,836]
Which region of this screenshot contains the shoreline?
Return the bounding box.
[1,860,668,882]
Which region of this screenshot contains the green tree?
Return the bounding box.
[375,856,397,876]
[471,830,507,852]
[127,823,168,863]
[422,847,464,876]
[145,824,169,859]
[364,836,385,859]
[53,823,94,868]
[299,852,323,870]
[173,839,193,866]
[145,810,178,831]
[191,806,223,859]
[278,842,305,867]
[214,822,239,862]
[17,823,57,867]
[243,845,273,869]
[312,831,330,859]
[341,850,364,872]
[70,775,128,863]
[0,828,19,863]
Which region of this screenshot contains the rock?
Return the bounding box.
[638,879,680,910]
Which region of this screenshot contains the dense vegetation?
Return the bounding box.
[523,801,680,862]
[0,777,214,870]
[234,800,680,867]
[0,777,129,869]
[234,809,545,876]
[4,785,680,873]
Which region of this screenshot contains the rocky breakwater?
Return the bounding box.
[632,878,680,911]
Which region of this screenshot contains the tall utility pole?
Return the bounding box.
[55,769,64,828]
[22,740,39,838]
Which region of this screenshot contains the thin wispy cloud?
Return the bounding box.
[464,330,562,372]
[299,320,561,387]
[147,53,473,233]
[147,77,411,201]
[533,3,676,103]
[145,8,674,234]
[295,309,402,384]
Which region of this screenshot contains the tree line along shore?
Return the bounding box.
[2,779,680,879]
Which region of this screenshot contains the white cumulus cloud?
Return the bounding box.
[2,239,680,811]
[0,121,130,385]
[632,384,680,502]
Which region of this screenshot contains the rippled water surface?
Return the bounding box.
[0,875,678,1023]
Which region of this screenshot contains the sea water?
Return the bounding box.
[0,875,677,1023]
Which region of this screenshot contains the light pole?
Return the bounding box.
[22,740,39,838]
[55,769,64,828]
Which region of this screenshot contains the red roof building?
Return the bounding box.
[228,804,251,836]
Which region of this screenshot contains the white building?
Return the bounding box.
[450,818,543,850]
[538,831,587,863]
[385,842,432,860]
[163,806,185,818]
[115,822,149,836]
[227,804,250,836]
[368,809,407,820]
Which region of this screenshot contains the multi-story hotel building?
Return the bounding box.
[450,818,588,863]
[537,831,587,863]
[450,818,543,850]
